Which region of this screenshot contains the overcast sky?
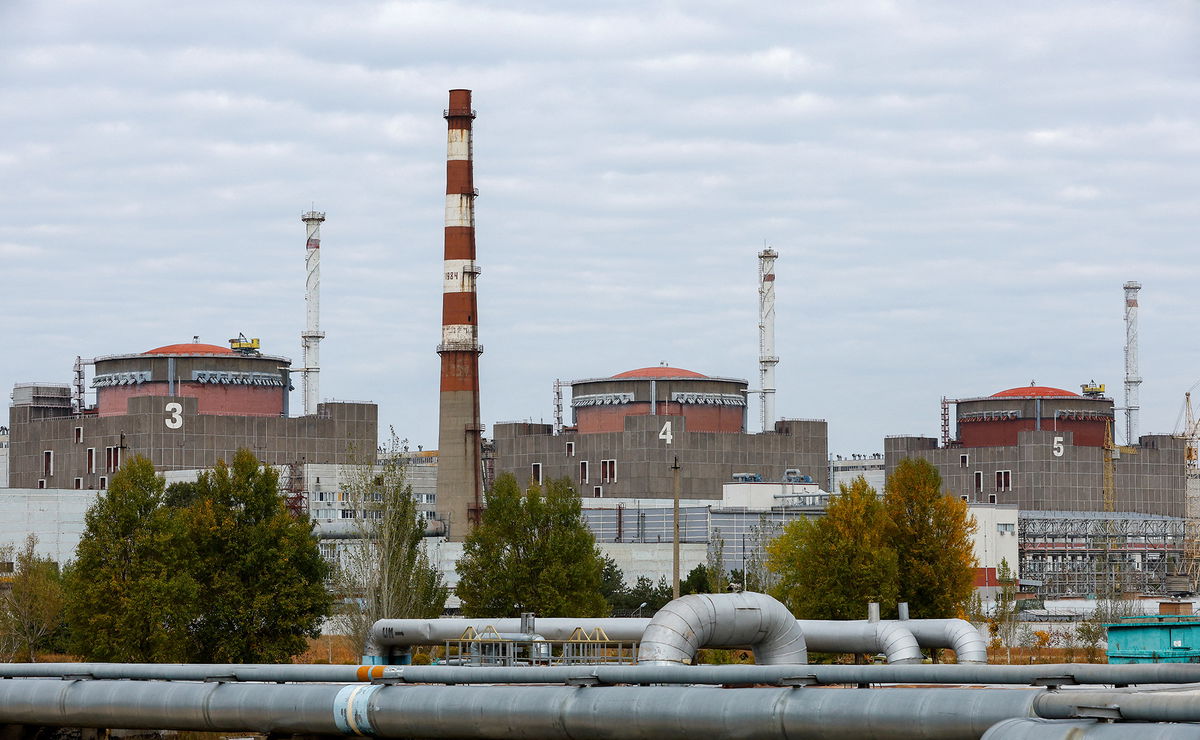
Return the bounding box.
[2,1,1198,455]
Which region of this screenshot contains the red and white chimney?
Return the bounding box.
[436,89,484,539]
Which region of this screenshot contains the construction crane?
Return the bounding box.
[1102,415,1138,514]
[1176,391,1200,589]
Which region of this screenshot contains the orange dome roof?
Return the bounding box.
[144,343,234,355]
[612,366,706,379]
[992,385,1078,398]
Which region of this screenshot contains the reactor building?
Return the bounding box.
[7,340,375,490]
[493,366,828,500]
[885,384,1185,516]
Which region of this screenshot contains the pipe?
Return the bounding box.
[8,662,1200,687]
[983,718,1200,739]
[1036,689,1200,723]
[894,618,988,663]
[636,592,807,665]
[370,614,980,663]
[797,620,923,664]
[0,680,1043,739]
[370,617,650,647]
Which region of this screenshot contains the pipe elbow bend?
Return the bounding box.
[636,592,807,665]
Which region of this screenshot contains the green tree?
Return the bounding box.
[0,535,65,662]
[768,476,899,619]
[64,450,331,663]
[333,438,447,655]
[884,459,978,618]
[64,456,198,662]
[180,449,332,662]
[680,564,711,595]
[456,474,607,617]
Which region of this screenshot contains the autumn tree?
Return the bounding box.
[455,474,607,617]
[768,476,899,619]
[333,439,447,654]
[884,458,977,618]
[0,535,65,662]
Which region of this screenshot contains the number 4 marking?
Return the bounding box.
[659,421,673,444]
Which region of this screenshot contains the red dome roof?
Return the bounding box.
[992,385,1078,398]
[144,343,234,355]
[612,366,706,379]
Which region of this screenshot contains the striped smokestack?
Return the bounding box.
[437,88,484,540]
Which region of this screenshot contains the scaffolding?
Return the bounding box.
[1019,512,1186,597]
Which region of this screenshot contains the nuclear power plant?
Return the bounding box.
[3,88,1199,610]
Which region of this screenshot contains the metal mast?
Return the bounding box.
[436,89,484,540]
[758,248,779,433]
[1124,281,1141,445]
[300,210,326,416]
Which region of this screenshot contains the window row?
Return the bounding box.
[972,470,1012,492]
[531,459,619,486]
[41,447,124,478]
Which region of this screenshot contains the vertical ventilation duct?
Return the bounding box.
[1123,280,1141,445]
[300,210,326,416]
[758,248,779,433]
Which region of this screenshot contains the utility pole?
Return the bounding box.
[672,456,681,599]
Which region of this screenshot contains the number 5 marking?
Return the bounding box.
[165,402,183,429]
[659,420,673,444]
[1052,436,1064,457]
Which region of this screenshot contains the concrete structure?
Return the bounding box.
[969,504,1020,597]
[0,426,8,487]
[494,366,827,504]
[1124,281,1142,446]
[7,342,376,490]
[436,88,484,541]
[886,384,1186,516]
[756,248,778,432]
[829,454,886,493]
[300,210,327,416]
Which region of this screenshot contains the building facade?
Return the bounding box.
[493,367,827,501]
[885,385,1186,517]
[7,342,376,490]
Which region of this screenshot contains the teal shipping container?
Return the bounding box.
[1106,616,1200,663]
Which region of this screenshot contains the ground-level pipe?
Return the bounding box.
[983,718,1200,739]
[0,680,1043,739]
[7,663,1200,687]
[636,592,807,665]
[368,614,983,663]
[798,620,923,664]
[896,618,988,663]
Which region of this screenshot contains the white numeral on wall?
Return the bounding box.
[659,421,673,444]
[165,402,183,429]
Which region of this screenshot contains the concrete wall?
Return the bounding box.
[494,414,827,502]
[885,431,1185,516]
[7,398,376,490]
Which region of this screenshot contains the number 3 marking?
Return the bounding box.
[659,420,673,444]
[165,402,183,429]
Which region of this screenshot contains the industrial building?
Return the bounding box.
[493,366,828,501]
[885,384,1185,516]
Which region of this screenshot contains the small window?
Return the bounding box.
[973,471,983,492]
[87,448,96,474]
[74,427,83,444]
[580,460,589,484]
[565,442,575,457]
[601,459,617,483]
[43,450,53,477]
[73,477,82,490]
[37,479,46,489]
[960,494,969,502]
[594,486,603,498]
[532,462,543,484]
[99,477,108,490]
[988,493,997,504]
[995,470,1012,491]
[959,453,969,468]
[997,522,1015,534]
[340,509,356,519]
